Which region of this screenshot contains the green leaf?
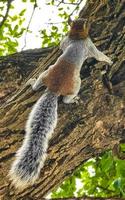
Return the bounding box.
[11,15,18,21]
[52,26,58,31]
[113,178,121,190]
[19,9,26,16]
[58,7,63,11]
[50,0,54,5]
[120,144,125,152]
[116,159,125,177]
[10,4,14,9]
[100,153,114,172]
[0,7,4,11]
[13,25,19,33]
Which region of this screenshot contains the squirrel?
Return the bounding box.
[9,18,113,189]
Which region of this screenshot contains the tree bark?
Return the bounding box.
[0,0,125,199]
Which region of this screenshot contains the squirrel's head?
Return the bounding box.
[68,18,90,40]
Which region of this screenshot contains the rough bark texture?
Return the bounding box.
[0,0,125,199]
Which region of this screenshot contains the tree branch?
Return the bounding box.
[22,0,37,50]
[69,0,83,18]
[56,0,81,5]
[0,0,14,29]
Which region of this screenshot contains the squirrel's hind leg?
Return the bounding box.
[63,78,81,104]
[63,95,80,104]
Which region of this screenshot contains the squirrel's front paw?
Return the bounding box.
[109,60,113,65]
[107,58,113,65]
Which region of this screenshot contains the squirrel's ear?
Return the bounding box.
[68,17,73,26]
[83,19,89,30]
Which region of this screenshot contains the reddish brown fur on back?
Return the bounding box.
[42,58,77,96]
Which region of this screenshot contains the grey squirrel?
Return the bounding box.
[9,18,113,189]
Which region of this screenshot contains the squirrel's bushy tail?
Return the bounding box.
[9,91,58,189]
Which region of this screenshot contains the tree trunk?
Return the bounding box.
[0,1,125,199]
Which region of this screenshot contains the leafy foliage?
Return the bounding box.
[0,0,38,56]
[0,0,81,55]
[0,1,26,55]
[40,0,81,47]
[51,149,125,198]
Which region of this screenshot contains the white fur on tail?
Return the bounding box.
[9,92,58,189]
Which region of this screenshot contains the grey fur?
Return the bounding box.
[60,36,113,67]
[9,91,58,188]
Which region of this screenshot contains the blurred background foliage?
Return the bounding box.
[0,0,125,199]
[0,0,82,55]
[51,150,125,199]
